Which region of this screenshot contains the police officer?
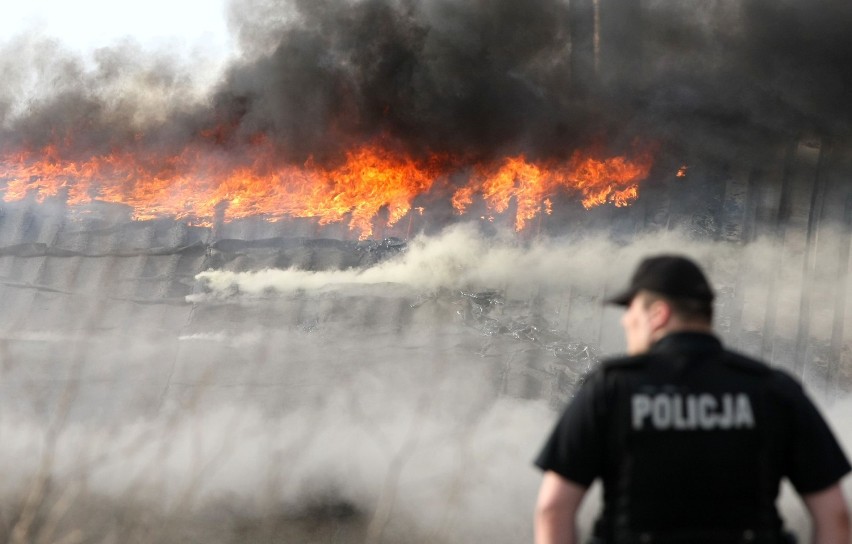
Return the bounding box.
[534,255,851,544]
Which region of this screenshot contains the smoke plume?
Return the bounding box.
[3,0,852,165]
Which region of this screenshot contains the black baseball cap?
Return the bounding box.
[605,255,715,306]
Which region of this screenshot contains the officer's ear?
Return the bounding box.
[646,297,673,330]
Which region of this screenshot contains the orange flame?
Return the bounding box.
[453,148,654,230]
[0,136,655,238]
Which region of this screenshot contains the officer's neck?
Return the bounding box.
[649,320,714,345]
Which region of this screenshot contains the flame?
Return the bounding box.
[453,148,654,230]
[677,165,688,178]
[0,136,655,238]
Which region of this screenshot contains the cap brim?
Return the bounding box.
[604,288,636,306]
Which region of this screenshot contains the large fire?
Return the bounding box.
[0,136,655,239]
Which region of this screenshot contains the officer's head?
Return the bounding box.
[606,255,714,354]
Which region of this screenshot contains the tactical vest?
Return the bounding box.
[593,346,787,544]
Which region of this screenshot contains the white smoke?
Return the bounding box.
[191,223,737,300]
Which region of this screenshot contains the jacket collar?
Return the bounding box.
[649,331,722,353]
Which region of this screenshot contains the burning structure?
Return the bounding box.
[0,0,851,542]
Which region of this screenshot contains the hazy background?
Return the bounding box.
[0,216,849,543]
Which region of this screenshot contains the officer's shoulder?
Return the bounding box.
[572,355,649,387]
[719,349,804,391]
[719,348,774,376]
[600,353,654,372]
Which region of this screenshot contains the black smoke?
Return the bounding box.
[215,0,580,163]
[210,0,852,163]
[631,0,852,157]
[3,0,852,165]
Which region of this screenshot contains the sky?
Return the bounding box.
[0,0,234,59]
